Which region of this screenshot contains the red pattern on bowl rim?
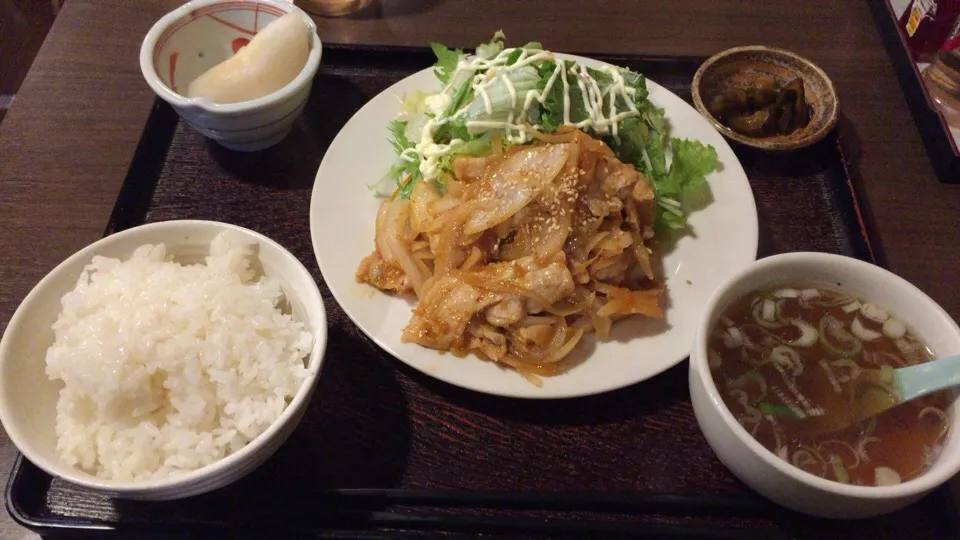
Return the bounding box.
[152,1,287,93]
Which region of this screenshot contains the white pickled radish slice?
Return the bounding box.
[187,12,310,104]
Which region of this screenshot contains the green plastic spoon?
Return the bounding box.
[801,354,960,435]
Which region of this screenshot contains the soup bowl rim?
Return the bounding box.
[692,251,960,499]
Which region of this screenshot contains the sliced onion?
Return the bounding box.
[851,317,882,342]
[762,299,776,322]
[799,444,827,462]
[857,436,881,463]
[895,338,926,365]
[922,443,944,469]
[517,315,559,327]
[875,351,907,367]
[427,194,461,216]
[378,200,427,295]
[814,293,854,307]
[860,303,890,324]
[545,320,568,351]
[830,358,862,384]
[769,345,799,367]
[741,345,769,367]
[919,406,950,443]
[588,298,612,340]
[546,327,584,363]
[775,299,791,324]
[874,466,901,487]
[771,370,813,414]
[723,327,744,348]
[793,450,826,477]
[786,402,807,420]
[789,318,819,347]
[819,441,861,470]
[731,389,762,428]
[792,450,815,469]
[820,360,842,393]
[769,346,803,377]
[777,445,789,461]
[768,384,807,419]
[901,455,931,482]
[729,370,768,402]
[841,301,862,314]
[741,324,784,347]
[720,315,735,327]
[800,288,821,300]
[546,289,595,317]
[819,315,863,357]
[829,454,851,483]
[770,421,784,451]
[752,300,783,328]
[773,288,800,298]
[882,318,906,340]
[919,406,949,423]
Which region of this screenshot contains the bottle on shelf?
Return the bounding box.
[899,0,960,63]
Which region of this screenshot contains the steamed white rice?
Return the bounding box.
[44,232,312,481]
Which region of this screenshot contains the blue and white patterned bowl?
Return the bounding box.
[139,0,322,151]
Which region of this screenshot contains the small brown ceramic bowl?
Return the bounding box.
[691,45,839,151]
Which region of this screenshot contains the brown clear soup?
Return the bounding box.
[709,286,951,486]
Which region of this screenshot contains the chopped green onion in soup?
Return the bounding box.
[709,285,950,486]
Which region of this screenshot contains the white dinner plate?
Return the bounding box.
[310,53,759,399]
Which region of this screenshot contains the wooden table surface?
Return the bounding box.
[0,0,957,537]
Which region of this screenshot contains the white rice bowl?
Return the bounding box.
[44,232,313,481]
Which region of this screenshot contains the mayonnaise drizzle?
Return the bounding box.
[415,118,463,178]
[410,45,643,181]
[504,75,518,110]
[478,86,493,115]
